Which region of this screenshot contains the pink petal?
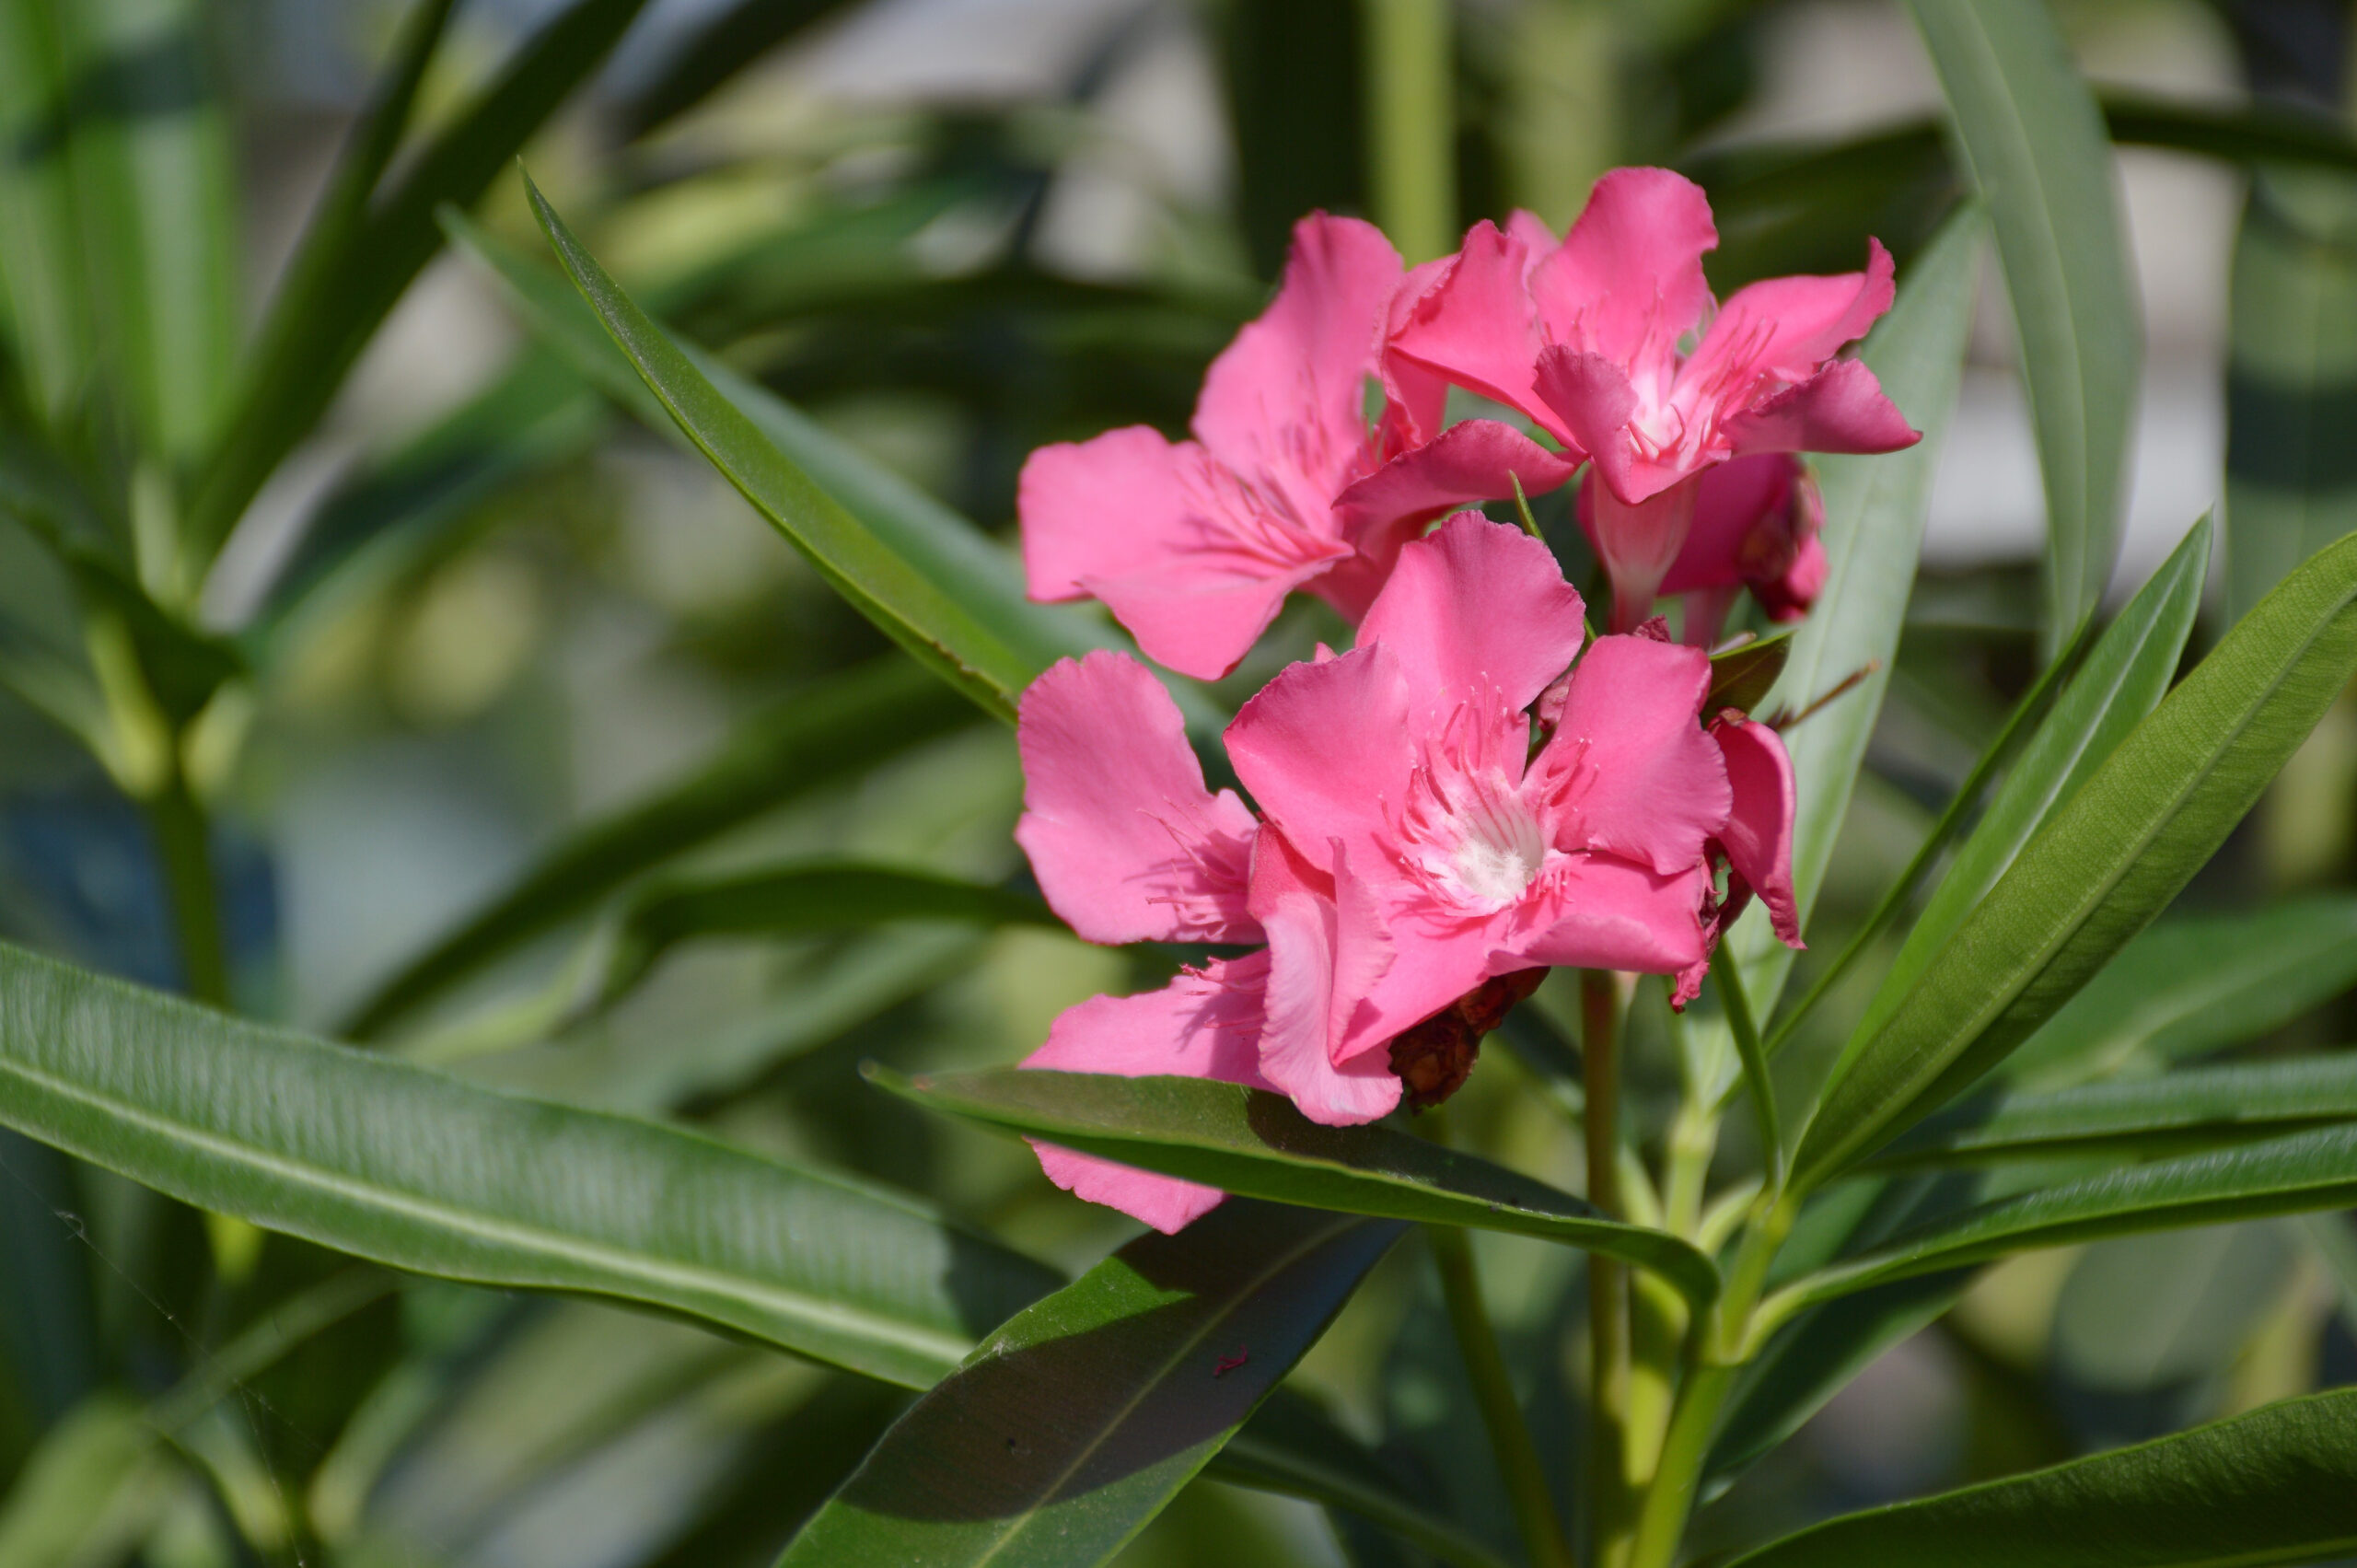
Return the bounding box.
[1380,252,1458,446]
[1712,714,1802,947]
[1332,904,1524,1066]
[1193,213,1401,517]
[1530,347,1646,496]
[1532,633,1731,876]
[1387,219,1562,441]
[1759,534,1828,621]
[1018,428,1349,679]
[1722,358,1920,458]
[1335,419,1580,550]
[1515,854,1712,973]
[1248,833,1401,1124]
[1658,454,1798,595]
[1023,952,1276,1233]
[1226,643,1415,886]
[1528,168,1718,368]
[1577,474,1701,633]
[1687,238,1898,391]
[1357,513,1588,712]
[1016,651,1261,946]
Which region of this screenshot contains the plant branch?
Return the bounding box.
[148,768,230,1007]
[1584,967,1632,1568]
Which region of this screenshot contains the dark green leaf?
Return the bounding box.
[189,0,653,560]
[1782,1122,2357,1313]
[0,938,1060,1388]
[1908,0,2140,650]
[1712,203,1985,1018]
[1850,515,2210,1053]
[1724,1386,2357,1568]
[878,1067,1720,1305]
[602,862,1056,1005]
[779,1201,1402,1567]
[1870,1051,2357,1169]
[341,656,978,1040]
[0,0,97,424]
[1704,632,1791,716]
[527,177,1043,722]
[1794,529,2357,1187]
[615,0,862,138]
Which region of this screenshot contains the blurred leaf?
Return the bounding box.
[1850,516,2211,1056]
[0,1395,170,1568]
[1211,1390,1515,1568]
[1218,0,1364,278]
[2103,90,2357,177]
[601,862,1056,1006]
[778,1201,1402,1567]
[0,937,1060,1388]
[2003,895,2357,1086]
[51,0,239,465]
[1908,0,2140,654]
[2223,170,2357,625]
[1871,1051,2357,1169]
[0,1132,96,1431]
[1794,531,2357,1187]
[1783,1121,2357,1313]
[342,656,978,1040]
[1724,1386,2357,1567]
[1705,631,1791,716]
[2052,1225,2298,1391]
[1715,203,1985,1018]
[615,0,862,138]
[189,0,653,560]
[0,0,96,424]
[877,1067,1722,1305]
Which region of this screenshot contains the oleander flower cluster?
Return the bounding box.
[1005,168,1918,1231]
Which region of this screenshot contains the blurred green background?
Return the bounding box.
[1,0,2354,1563]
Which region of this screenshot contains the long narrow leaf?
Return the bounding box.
[1794,528,2357,1187]
[779,1201,1402,1567]
[342,657,977,1040]
[879,1067,1721,1305]
[1909,0,2140,652]
[1725,1386,2357,1567]
[0,0,96,424]
[0,938,1060,1388]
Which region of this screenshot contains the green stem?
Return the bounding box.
[1759,620,2090,1061]
[147,767,230,1007]
[1626,1362,1737,1568]
[1361,0,1457,261]
[1715,958,1782,1191]
[1427,1225,1577,1568]
[1583,968,1632,1568]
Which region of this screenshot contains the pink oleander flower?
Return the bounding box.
[1390,168,1917,633]
[1012,514,1800,1233]
[1592,452,1828,647]
[1018,214,1573,681]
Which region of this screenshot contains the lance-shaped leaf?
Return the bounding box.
[1713,203,1985,1021]
[342,656,977,1040]
[1847,515,2210,1058]
[1794,528,2357,1188]
[879,1068,1720,1305]
[1725,1386,2357,1568]
[528,175,1052,723]
[600,862,1057,1005]
[1778,1121,2357,1315]
[1870,1053,2357,1169]
[1705,632,1792,716]
[1909,0,2139,653]
[779,1201,1402,1568]
[0,938,1060,1388]
[2010,896,2357,1087]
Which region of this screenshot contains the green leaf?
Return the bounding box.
[0,937,1060,1387]
[51,0,240,464]
[1705,631,1791,716]
[341,656,979,1040]
[2224,169,2357,625]
[2003,898,2357,1087]
[778,1201,1402,1568]
[1869,1051,2357,1169]
[615,0,862,138]
[1211,1390,1516,1568]
[1724,1386,2357,1568]
[1710,203,1986,1024]
[1848,515,2211,1056]
[526,177,1038,723]
[1908,0,2141,654]
[1793,528,2357,1188]
[2050,1225,2300,1392]
[0,1395,172,1567]
[602,862,1057,1006]
[1780,1121,2357,1314]
[878,1067,1721,1305]
[0,1132,97,1428]
[0,0,96,424]
[189,0,653,561]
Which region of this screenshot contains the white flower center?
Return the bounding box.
[1439,774,1547,907]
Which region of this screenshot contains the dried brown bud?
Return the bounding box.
[1386,967,1549,1111]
